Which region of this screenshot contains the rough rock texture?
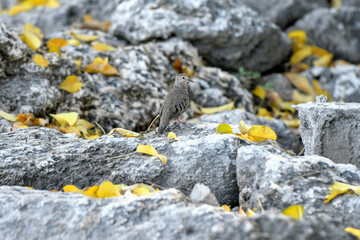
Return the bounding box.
[238,0,328,29]
[0,125,243,205]
[257,73,293,101]
[342,0,360,7]
[290,7,360,63]
[236,145,360,230]
[0,186,353,240]
[189,183,219,206]
[198,109,302,153]
[110,0,291,72]
[302,65,360,103]
[294,102,360,166]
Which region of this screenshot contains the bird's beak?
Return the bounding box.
[188,79,193,83]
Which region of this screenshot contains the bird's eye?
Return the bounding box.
[182,77,185,79]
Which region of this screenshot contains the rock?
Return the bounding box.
[301,65,360,103]
[0,23,28,62]
[342,0,360,7]
[0,119,12,133]
[236,145,360,230]
[238,0,328,29]
[198,109,302,153]
[289,7,360,63]
[0,186,353,240]
[189,183,219,206]
[257,73,293,101]
[0,124,243,205]
[110,0,291,72]
[294,102,360,167]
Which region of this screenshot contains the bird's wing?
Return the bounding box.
[160,89,188,121]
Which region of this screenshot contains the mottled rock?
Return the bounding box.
[238,0,328,29]
[198,109,302,153]
[111,0,291,72]
[301,65,360,103]
[257,73,293,101]
[0,124,243,205]
[0,119,12,133]
[290,7,360,63]
[190,183,219,206]
[237,145,360,229]
[0,186,352,240]
[294,102,360,166]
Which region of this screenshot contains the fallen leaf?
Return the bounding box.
[136,145,167,164]
[108,128,140,137]
[71,31,99,42]
[93,42,116,52]
[59,76,82,93]
[282,205,304,220]
[84,57,119,76]
[324,181,360,203]
[282,119,300,128]
[216,123,233,134]
[290,46,312,64]
[313,53,333,67]
[247,208,256,217]
[60,126,81,137]
[63,185,80,193]
[167,132,179,141]
[133,186,151,196]
[82,185,100,197]
[239,120,250,134]
[20,31,41,51]
[22,23,43,40]
[50,112,78,126]
[0,110,17,121]
[79,15,111,32]
[252,86,266,100]
[292,90,314,103]
[47,38,68,48]
[284,73,314,95]
[74,57,82,73]
[33,54,49,67]
[200,101,235,115]
[67,39,81,46]
[257,108,272,118]
[222,205,231,212]
[248,125,277,142]
[75,119,94,134]
[345,227,360,239]
[239,206,247,216]
[288,30,307,52]
[97,181,120,198]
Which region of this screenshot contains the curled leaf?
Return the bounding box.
[71,31,99,42]
[93,42,116,52]
[200,102,235,115]
[324,181,360,203]
[248,125,277,142]
[252,86,266,100]
[345,227,360,239]
[282,205,304,220]
[20,31,41,51]
[136,145,167,164]
[63,185,80,193]
[84,57,119,76]
[108,128,140,137]
[167,132,179,141]
[50,112,78,126]
[0,110,17,122]
[59,76,82,93]
[216,124,233,134]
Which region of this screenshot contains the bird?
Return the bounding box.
[158,73,193,134]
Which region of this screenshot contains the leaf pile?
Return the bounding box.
[2,0,60,16]
[63,181,159,198]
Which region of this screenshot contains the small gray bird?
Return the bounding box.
[158,73,193,134]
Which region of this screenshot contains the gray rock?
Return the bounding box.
[294,102,360,167]
[257,73,293,101]
[289,7,360,63]
[189,183,219,206]
[198,109,302,153]
[0,23,28,62]
[0,186,352,240]
[237,145,360,229]
[0,118,12,133]
[0,124,243,205]
[302,65,360,103]
[110,0,291,72]
[238,0,328,29]
[342,0,360,7]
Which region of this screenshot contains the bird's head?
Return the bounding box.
[174,73,193,88]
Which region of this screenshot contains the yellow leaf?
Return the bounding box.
[239,206,247,216]
[247,208,256,217]
[221,205,231,212]
[252,86,266,100]
[248,125,277,142]
[84,57,119,76]
[292,90,314,104]
[67,39,81,46]
[47,38,68,48]
[50,112,78,126]
[108,128,140,137]
[60,126,81,137]
[282,118,300,128]
[332,0,342,8]
[290,46,312,64]
[75,119,94,129]
[25,187,33,190]
[324,181,360,203]
[93,42,116,52]
[33,54,49,67]
[280,102,295,113]
[96,181,120,198]
[70,31,99,42]
[345,227,360,239]
[63,185,80,193]
[288,30,307,52]
[18,125,29,129]
[45,0,60,8]
[313,54,333,67]
[59,75,82,93]
[257,108,272,118]
[133,187,151,196]
[313,80,325,96]
[285,73,314,95]
[282,205,304,220]
[167,132,179,141]
[82,185,100,197]
[84,134,100,140]
[239,120,250,134]
[9,4,32,16]
[48,45,61,55]
[136,145,167,164]
[200,101,235,115]
[22,23,44,40]
[20,31,42,51]
[216,123,233,134]
[0,110,17,122]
